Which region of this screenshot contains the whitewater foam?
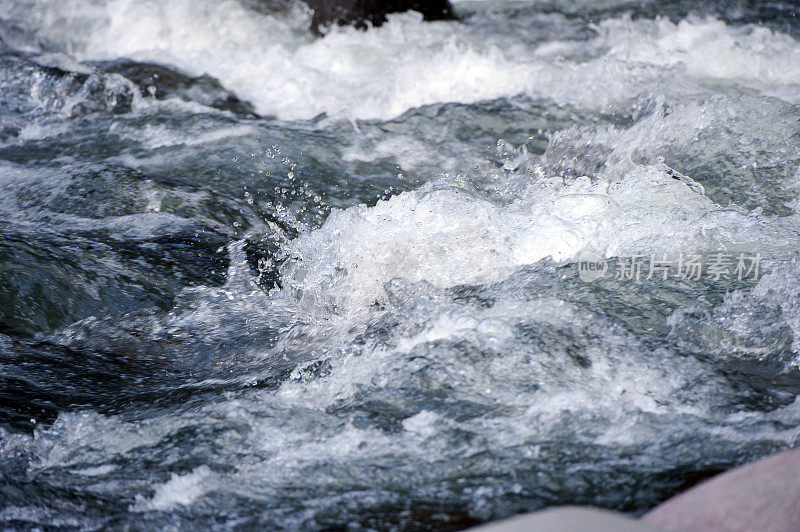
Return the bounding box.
[275,159,792,319]
[134,466,218,511]
[3,1,800,120]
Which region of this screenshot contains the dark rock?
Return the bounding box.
[96,59,257,116]
[302,0,455,34]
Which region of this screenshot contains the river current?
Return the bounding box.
[1,0,800,529]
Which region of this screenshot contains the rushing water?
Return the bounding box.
[1,0,800,529]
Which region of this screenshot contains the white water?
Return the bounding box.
[3,0,800,120]
[2,0,800,528]
[277,163,786,317]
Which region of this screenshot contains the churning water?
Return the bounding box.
[1,0,800,529]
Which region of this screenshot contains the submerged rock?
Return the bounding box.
[96,60,257,116]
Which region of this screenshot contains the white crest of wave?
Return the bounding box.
[4,0,800,119]
[133,466,217,511]
[276,162,779,318]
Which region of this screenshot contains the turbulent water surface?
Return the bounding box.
[1,0,800,529]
